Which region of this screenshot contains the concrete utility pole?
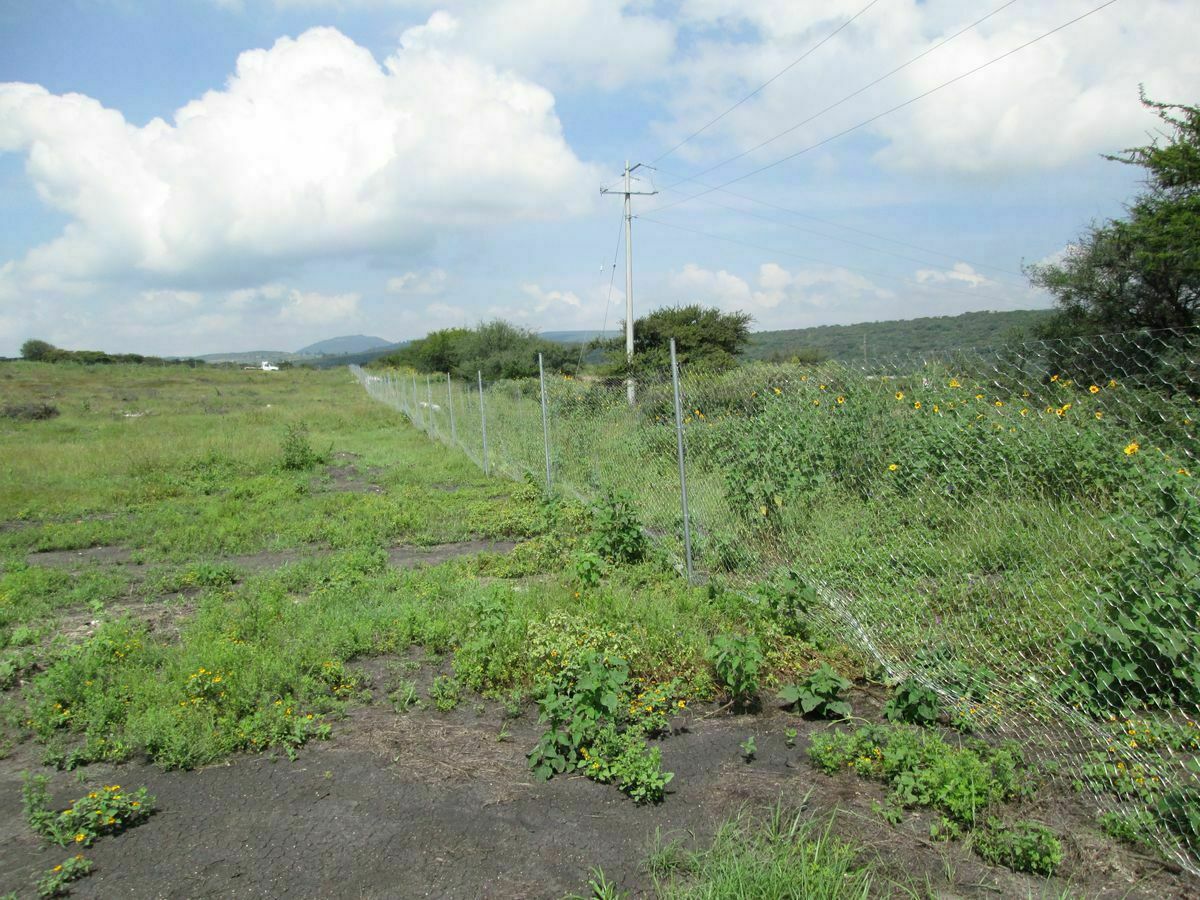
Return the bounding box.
[601,161,657,403]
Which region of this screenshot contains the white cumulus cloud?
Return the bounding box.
[0,26,596,297]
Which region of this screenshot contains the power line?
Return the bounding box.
[650,0,885,165]
[637,214,1024,306]
[669,0,1022,186]
[654,184,1027,285]
[651,0,1120,214]
[575,206,627,375]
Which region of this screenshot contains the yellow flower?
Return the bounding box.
[975,393,984,400]
[677,700,686,709]
[949,378,961,388]
[994,400,1003,407]
[812,399,820,406]
[1089,385,1100,394]
[1019,408,1028,416]
[1179,468,1191,477]
[913,401,921,409]
[75,833,86,843]
[1095,412,1103,420]
[932,404,939,413]
[1124,441,1140,456]
[818,384,827,391]
[836,396,845,404]
[53,865,63,873]
[1050,374,1059,382]
[895,391,904,400]
[888,463,898,472]
[1108,379,1118,388]
[773,387,782,395]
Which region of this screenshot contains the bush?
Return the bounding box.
[590,491,646,565]
[279,423,325,471]
[974,819,1063,876]
[883,678,942,726]
[778,664,852,719]
[707,633,763,709]
[1064,483,1200,711]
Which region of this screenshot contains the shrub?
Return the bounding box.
[36,855,92,898]
[883,678,942,726]
[279,423,324,471]
[23,775,154,847]
[778,664,852,719]
[974,819,1063,876]
[1064,483,1200,711]
[590,491,647,565]
[809,724,1029,829]
[706,633,763,709]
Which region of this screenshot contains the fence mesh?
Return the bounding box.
[352,326,1200,874]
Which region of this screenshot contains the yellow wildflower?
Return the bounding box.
[888,463,898,472]
[1089,385,1100,394]
[1124,441,1140,456]
[895,391,904,400]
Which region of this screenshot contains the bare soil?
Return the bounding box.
[1,671,1193,899]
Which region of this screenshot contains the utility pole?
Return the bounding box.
[601,161,656,404]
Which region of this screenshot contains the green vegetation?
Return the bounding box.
[705,633,763,710]
[742,310,1054,363]
[647,806,874,899]
[882,679,942,726]
[19,339,204,367]
[1029,94,1199,337]
[36,855,92,899]
[777,663,852,719]
[974,820,1064,877]
[373,320,579,378]
[23,775,154,847]
[601,304,752,374]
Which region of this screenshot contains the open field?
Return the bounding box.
[0,361,1196,898]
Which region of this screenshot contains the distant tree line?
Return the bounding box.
[372,321,579,379]
[19,339,206,367]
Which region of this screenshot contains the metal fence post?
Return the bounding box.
[478,370,489,476]
[446,372,457,446]
[669,338,695,583]
[411,372,420,427]
[426,374,436,438]
[538,353,552,493]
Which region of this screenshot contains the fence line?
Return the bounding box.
[352,325,1200,874]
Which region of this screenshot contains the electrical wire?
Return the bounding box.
[650,0,885,165]
[650,0,1120,214]
[574,209,626,375]
[669,0,1023,185]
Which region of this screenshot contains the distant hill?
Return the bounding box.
[301,342,410,369]
[540,330,618,345]
[744,309,1054,363]
[296,335,393,356]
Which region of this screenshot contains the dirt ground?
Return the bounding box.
[2,658,1195,899]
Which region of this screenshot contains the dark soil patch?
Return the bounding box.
[0,681,1192,899]
[388,540,518,569]
[318,464,384,495]
[1,402,59,421]
[27,546,133,569]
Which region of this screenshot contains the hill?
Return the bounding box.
[744,309,1054,363]
[296,334,393,356]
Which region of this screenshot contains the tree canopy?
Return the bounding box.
[1028,94,1199,337]
[605,305,752,374]
[374,320,579,380]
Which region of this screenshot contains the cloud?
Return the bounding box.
[658,1,1200,174]
[0,26,595,298]
[398,3,676,90]
[387,268,448,295]
[278,289,361,324]
[914,263,993,289]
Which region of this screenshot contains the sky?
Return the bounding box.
[0,0,1197,356]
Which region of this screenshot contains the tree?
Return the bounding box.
[1027,94,1199,337]
[20,339,58,361]
[606,305,753,374]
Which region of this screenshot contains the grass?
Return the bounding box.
[0,362,830,771]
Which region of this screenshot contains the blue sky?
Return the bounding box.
[0,0,1196,356]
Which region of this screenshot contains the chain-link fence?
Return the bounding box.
[352,326,1200,874]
